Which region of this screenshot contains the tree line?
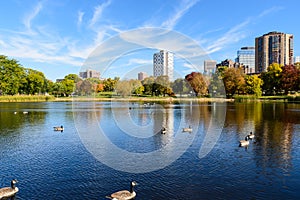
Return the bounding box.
[1,55,299,98]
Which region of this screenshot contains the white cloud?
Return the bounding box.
[89,0,112,29]
[161,0,199,29]
[77,11,84,28]
[23,2,43,31]
[204,19,250,54]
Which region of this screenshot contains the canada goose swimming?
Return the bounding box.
[247,131,255,139]
[161,127,167,134]
[183,125,192,132]
[239,136,250,147]
[0,179,19,199]
[106,181,138,200]
[53,125,64,131]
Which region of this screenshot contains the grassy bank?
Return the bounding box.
[0,95,55,102]
[234,94,300,102]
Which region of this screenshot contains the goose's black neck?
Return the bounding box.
[11,181,15,189]
[130,183,134,193]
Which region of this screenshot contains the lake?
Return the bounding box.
[0,101,299,200]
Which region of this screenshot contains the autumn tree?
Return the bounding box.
[185,72,208,96]
[103,77,119,92]
[222,67,245,98]
[280,65,299,94]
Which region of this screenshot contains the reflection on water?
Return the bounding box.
[0,101,299,199]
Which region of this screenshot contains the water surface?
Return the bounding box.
[0,101,299,199]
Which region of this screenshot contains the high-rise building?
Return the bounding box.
[153,50,174,79]
[204,60,216,74]
[236,47,255,74]
[255,31,294,73]
[138,72,148,81]
[79,69,100,79]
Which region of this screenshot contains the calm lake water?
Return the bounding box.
[0,101,299,200]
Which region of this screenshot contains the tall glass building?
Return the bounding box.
[235,47,255,74]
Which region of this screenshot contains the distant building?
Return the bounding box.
[204,60,216,74]
[235,47,255,74]
[56,79,64,83]
[138,72,147,81]
[79,69,100,79]
[216,59,235,68]
[153,50,174,80]
[255,31,294,73]
[294,56,300,63]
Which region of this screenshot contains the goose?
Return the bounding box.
[239,136,250,147]
[106,181,138,200]
[161,127,167,134]
[0,179,19,199]
[53,125,64,131]
[247,131,255,139]
[183,125,192,132]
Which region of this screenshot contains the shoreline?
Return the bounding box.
[0,95,299,103]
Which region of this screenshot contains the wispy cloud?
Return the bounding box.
[161,0,199,29]
[202,6,282,55]
[23,2,43,31]
[89,0,112,28]
[257,6,284,18]
[205,19,250,54]
[77,11,84,28]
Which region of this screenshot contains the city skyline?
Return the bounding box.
[0,0,299,81]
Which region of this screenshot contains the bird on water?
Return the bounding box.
[53,125,64,131]
[0,179,19,199]
[247,131,255,139]
[239,136,250,147]
[106,181,138,200]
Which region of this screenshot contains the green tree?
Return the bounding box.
[64,74,81,83]
[142,76,155,95]
[245,75,263,97]
[25,69,47,95]
[61,79,75,96]
[155,75,172,96]
[172,78,191,96]
[0,55,27,95]
[261,63,283,95]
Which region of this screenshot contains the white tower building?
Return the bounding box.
[153,50,174,80]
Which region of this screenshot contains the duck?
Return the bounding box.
[161,127,167,134]
[247,131,255,139]
[182,125,192,132]
[106,181,138,200]
[239,136,250,147]
[53,125,64,131]
[0,179,19,199]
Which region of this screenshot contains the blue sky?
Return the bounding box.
[0,0,299,81]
